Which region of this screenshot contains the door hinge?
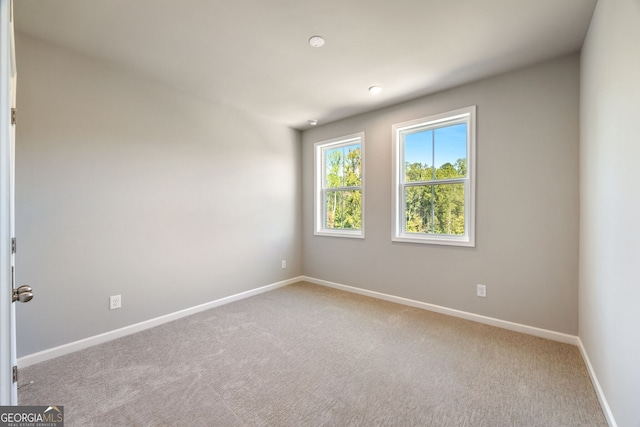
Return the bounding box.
[11,238,16,254]
[11,108,16,125]
[12,366,18,383]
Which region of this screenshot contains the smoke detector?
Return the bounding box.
[309,36,325,48]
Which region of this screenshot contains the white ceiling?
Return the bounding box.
[14,0,596,130]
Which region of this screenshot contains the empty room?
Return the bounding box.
[1,0,638,426]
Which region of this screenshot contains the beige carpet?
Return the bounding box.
[18,282,607,426]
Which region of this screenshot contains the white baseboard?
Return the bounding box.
[18,276,303,368]
[19,275,614,425]
[577,338,617,427]
[301,276,578,345]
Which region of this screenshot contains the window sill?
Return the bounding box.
[315,230,365,239]
[392,234,474,247]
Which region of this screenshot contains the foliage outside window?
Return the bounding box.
[392,107,476,246]
[314,133,364,238]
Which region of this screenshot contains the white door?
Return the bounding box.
[1,0,19,405]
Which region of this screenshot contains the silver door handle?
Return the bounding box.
[13,285,33,303]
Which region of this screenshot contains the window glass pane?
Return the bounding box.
[405,184,465,235]
[434,123,467,180]
[344,144,362,187]
[404,130,433,182]
[325,143,361,188]
[325,190,344,229]
[342,190,362,230]
[325,147,344,188]
[325,190,362,230]
[433,183,465,235]
[404,185,434,233]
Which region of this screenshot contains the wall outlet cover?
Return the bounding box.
[110,295,121,310]
[477,284,487,298]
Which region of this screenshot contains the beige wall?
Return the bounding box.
[302,55,580,335]
[580,0,640,425]
[14,35,302,357]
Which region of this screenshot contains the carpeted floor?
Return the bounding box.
[19,282,607,426]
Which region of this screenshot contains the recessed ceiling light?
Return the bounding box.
[308,119,318,126]
[369,85,383,95]
[309,36,325,48]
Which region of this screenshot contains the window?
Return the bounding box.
[392,106,476,246]
[314,133,364,238]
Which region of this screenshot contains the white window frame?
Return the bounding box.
[314,132,365,238]
[392,106,476,247]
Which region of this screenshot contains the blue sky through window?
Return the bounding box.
[404,123,467,168]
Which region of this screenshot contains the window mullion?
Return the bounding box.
[340,189,345,228]
[331,185,361,191]
[431,128,435,180]
[430,184,435,234]
[404,178,466,186]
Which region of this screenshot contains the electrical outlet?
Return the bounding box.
[281,260,286,269]
[477,284,487,298]
[110,295,121,310]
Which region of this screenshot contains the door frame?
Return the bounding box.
[0,0,17,405]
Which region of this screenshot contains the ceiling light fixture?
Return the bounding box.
[368,85,383,95]
[309,36,325,48]
[308,119,319,126]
